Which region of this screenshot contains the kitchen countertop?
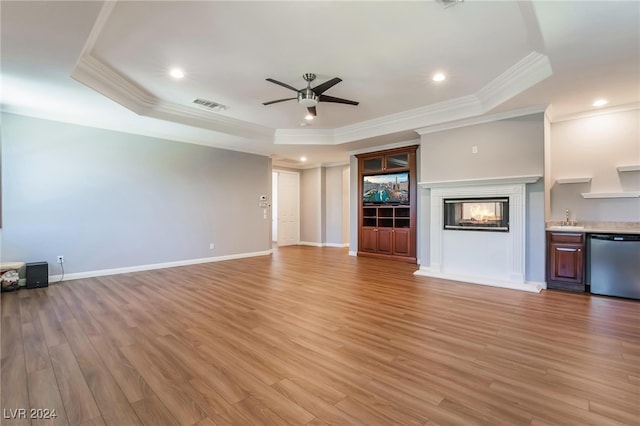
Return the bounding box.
[546,222,640,235]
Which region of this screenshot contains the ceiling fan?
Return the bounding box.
[263,73,359,117]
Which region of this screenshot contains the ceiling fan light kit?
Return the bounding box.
[263,72,359,117]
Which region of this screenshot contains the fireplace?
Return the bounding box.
[444,197,509,231]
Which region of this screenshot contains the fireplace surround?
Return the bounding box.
[416,175,542,293]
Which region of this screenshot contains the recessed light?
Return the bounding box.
[169,68,185,79]
[592,99,608,107]
[432,72,446,82]
[305,113,314,121]
[300,156,307,162]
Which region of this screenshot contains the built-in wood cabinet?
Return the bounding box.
[357,146,418,263]
[546,232,585,292]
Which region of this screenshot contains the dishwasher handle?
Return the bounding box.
[591,234,640,242]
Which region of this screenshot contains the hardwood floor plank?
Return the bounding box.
[2,246,638,426]
[271,378,362,426]
[28,367,69,426]
[57,320,142,426]
[88,335,154,404]
[130,394,180,426]
[119,343,207,425]
[1,313,31,426]
[48,343,102,425]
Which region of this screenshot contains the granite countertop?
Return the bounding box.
[546,222,640,235]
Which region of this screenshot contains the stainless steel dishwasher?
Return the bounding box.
[589,234,640,300]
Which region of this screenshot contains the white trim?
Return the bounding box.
[415,106,546,136]
[581,192,640,199]
[548,102,640,123]
[413,267,543,293]
[49,250,272,282]
[298,241,324,247]
[419,175,541,188]
[349,250,357,256]
[617,165,640,172]
[298,241,349,248]
[555,177,592,184]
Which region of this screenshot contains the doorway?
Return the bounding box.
[272,170,300,246]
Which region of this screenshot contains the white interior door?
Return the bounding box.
[276,171,299,246]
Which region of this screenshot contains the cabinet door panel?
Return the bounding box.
[385,153,409,171]
[550,243,583,283]
[393,229,411,256]
[362,157,384,173]
[377,229,393,254]
[361,228,378,252]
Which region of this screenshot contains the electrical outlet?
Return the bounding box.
[209,243,215,250]
[57,256,64,264]
[472,146,478,154]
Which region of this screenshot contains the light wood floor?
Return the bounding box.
[2,246,639,426]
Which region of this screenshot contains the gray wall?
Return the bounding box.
[300,167,324,244]
[421,114,544,181]
[549,108,640,222]
[325,165,347,245]
[349,155,359,254]
[1,113,271,274]
[419,113,546,282]
[300,165,350,246]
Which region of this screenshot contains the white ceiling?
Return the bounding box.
[2,1,639,168]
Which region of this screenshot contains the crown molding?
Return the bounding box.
[547,102,640,123]
[72,54,157,115]
[476,51,552,110]
[72,54,273,140]
[415,105,547,135]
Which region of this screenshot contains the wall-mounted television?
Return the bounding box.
[362,172,409,205]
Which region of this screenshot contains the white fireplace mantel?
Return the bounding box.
[418,175,541,189]
[415,175,543,293]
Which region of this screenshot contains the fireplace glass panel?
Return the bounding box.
[444,197,509,231]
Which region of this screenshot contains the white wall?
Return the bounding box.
[549,108,640,222]
[1,113,272,275]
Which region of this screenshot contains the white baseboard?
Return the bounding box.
[348,251,357,256]
[49,250,273,282]
[413,267,543,293]
[298,242,349,248]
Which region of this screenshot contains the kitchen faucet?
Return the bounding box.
[563,209,574,226]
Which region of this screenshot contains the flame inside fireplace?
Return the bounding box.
[467,203,501,223]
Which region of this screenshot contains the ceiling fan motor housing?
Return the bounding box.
[298,89,319,107]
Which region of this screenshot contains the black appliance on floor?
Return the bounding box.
[26,261,49,289]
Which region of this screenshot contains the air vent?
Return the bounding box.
[193,98,228,111]
[436,0,463,8]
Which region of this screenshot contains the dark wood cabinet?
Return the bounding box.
[356,146,417,263]
[547,232,585,292]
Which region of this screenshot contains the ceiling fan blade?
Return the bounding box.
[266,78,300,92]
[262,97,296,106]
[318,94,359,106]
[311,77,342,95]
[307,106,317,116]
